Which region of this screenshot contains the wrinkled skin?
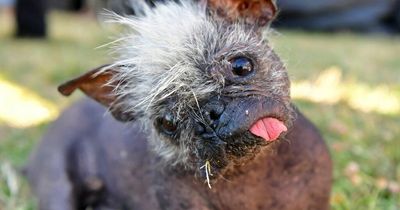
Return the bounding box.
[26,99,332,210]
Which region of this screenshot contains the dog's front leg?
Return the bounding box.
[26,153,77,210]
[25,100,106,210]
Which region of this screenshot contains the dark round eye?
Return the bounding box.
[160,113,177,134]
[230,57,254,77]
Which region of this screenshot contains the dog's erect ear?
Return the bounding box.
[58,65,135,122]
[207,0,277,27]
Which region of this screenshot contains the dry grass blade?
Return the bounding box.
[200,160,213,189]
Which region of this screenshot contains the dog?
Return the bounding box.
[25,1,332,209]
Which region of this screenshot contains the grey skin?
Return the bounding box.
[26,99,332,210]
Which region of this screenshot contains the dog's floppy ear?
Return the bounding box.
[58,65,135,122]
[207,0,277,27]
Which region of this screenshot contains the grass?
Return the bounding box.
[0,11,399,210]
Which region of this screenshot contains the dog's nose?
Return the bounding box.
[203,100,225,128]
[194,100,225,135]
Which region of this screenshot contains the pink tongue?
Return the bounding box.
[249,118,287,141]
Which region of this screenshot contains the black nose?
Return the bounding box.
[204,100,225,128]
[194,100,226,135]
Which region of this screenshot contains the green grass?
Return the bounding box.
[0,12,399,210]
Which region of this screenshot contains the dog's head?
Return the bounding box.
[59,0,294,185]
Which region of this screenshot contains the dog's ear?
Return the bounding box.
[58,65,135,122]
[207,0,277,27]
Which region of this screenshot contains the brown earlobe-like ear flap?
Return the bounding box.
[58,65,117,107]
[208,0,277,27]
[58,65,135,122]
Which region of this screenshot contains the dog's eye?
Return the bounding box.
[230,57,254,77]
[160,113,177,135]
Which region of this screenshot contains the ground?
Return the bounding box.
[0,12,399,210]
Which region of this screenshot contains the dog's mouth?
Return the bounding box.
[193,98,292,185]
[195,117,288,185]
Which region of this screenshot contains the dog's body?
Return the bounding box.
[27,99,331,210]
[26,1,332,210]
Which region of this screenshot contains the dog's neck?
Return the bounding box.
[152,141,285,210]
[161,140,279,187]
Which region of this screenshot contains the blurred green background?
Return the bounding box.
[0,10,399,210]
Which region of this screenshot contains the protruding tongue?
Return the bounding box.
[249,118,287,141]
